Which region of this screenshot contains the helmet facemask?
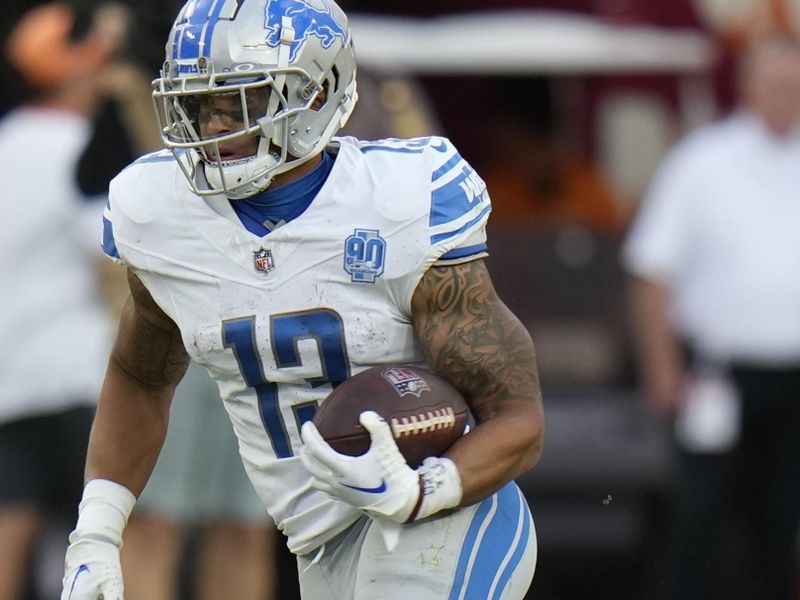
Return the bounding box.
[154,66,331,199]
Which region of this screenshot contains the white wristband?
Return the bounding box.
[409,457,463,522]
[72,479,136,548]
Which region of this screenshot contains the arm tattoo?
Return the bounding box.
[413,261,540,419]
[112,271,189,387]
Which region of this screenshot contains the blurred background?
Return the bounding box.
[3,1,800,599]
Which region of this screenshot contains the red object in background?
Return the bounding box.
[594,0,702,27]
[593,0,646,24]
[345,0,704,28]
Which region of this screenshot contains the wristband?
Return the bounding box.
[407,457,463,522]
[72,479,137,547]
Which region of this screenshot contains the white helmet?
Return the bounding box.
[152,0,358,199]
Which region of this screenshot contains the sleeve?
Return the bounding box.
[98,150,173,267]
[381,137,492,316]
[427,137,491,265]
[101,195,124,265]
[621,137,702,283]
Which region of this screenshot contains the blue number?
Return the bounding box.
[223,310,349,458]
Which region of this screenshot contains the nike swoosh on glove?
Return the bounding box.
[61,479,135,600]
[61,535,123,600]
[300,411,462,524]
[300,411,421,522]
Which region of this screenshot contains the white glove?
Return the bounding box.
[61,479,136,600]
[62,537,123,600]
[300,411,463,524]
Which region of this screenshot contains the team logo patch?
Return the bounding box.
[344,229,385,283]
[381,367,432,398]
[264,0,347,62]
[253,248,275,273]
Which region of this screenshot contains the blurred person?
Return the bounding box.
[340,70,443,140]
[623,34,800,600]
[0,3,127,599]
[483,78,622,233]
[58,0,545,599]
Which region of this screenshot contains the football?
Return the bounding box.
[313,365,470,468]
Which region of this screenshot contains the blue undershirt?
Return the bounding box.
[231,151,334,236]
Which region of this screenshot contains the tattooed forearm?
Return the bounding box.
[412,261,540,420]
[112,271,190,387]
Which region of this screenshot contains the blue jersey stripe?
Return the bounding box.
[359,145,426,154]
[431,205,491,245]
[432,153,463,182]
[439,243,488,262]
[430,164,487,227]
[359,138,431,154]
[102,216,120,260]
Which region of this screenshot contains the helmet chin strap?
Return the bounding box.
[199,148,280,200]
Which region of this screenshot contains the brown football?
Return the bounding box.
[313,365,470,468]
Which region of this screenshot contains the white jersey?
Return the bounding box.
[103,136,491,554]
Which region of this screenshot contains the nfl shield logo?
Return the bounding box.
[253,248,274,274]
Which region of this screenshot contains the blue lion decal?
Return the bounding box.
[264,0,347,62]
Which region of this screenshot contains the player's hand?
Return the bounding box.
[61,479,136,600]
[301,411,423,523]
[61,534,123,600]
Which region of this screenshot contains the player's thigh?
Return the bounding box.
[296,517,370,600]
[356,481,537,600]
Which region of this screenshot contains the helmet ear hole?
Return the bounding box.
[310,83,329,112]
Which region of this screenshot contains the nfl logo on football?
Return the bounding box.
[253,248,274,274]
[381,367,432,397]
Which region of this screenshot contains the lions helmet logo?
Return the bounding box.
[264,0,347,62]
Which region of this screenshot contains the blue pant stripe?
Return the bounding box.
[463,483,522,598]
[449,483,528,600]
[491,485,532,599]
[448,495,496,600]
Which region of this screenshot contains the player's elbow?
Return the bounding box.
[517,405,545,473]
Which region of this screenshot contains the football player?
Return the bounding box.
[61,0,545,598]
